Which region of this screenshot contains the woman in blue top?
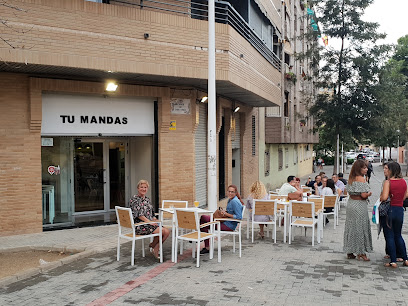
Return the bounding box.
[200,184,244,254]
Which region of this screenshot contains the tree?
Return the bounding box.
[308,0,390,172]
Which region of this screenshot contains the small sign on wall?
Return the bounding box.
[169,121,176,130]
[170,99,191,115]
[41,138,54,147]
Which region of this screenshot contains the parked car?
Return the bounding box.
[356,153,367,160]
[366,153,380,163]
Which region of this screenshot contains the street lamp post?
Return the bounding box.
[397,129,400,163]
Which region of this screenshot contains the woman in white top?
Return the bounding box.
[316,179,341,197]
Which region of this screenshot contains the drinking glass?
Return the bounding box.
[194,201,199,208]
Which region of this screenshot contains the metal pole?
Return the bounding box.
[341,142,344,173]
[207,0,217,211]
[397,135,400,163]
[336,134,339,174]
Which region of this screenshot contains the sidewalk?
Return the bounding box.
[1,163,408,305]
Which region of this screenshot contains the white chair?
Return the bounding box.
[160,200,188,256]
[215,206,246,257]
[323,195,339,228]
[251,200,277,243]
[174,208,221,267]
[269,194,287,229]
[115,206,163,265]
[306,197,324,239]
[288,201,320,246]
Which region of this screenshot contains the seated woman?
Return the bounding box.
[200,184,244,254]
[128,179,170,260]
[246,181,270,239]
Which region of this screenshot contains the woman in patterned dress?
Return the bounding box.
[343,159,373,261]
[128,180,170,259]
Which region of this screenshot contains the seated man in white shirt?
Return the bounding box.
[278,176,303,200]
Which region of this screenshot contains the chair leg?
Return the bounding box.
[289,224,292,244]
[159,230,163,263]
[131,240,135,266]
[196,241,201,268]
[175,237,178,263]
[273,223,277,244]
[141,239,145,257]
[117,237,120,261]
[238,229,242,258]
[312,226,315,246]
[217,230,221,263]
[233,234,236,253]
[192,242,196,258]
[247,214,250,240]
[251,221,254,243]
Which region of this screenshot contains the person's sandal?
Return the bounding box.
[384,262,397,268]
[403,260,408,267]
[258,232,265,239]
[357,254,370,261]
[347,253,356,259]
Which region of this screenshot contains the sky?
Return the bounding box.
[363,0,408,45]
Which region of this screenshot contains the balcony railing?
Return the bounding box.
[111,0,281,71]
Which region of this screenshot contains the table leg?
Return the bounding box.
[171,214,175,262]
[283,206,287,243]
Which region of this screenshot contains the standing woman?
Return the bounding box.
[128,180,170,260]
[343,160,373,260]
[380,162,408,268]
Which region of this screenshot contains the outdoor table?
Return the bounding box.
[159,207,213,262]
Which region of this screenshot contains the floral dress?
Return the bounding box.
[128,195,158,235]
[343,181,373,254]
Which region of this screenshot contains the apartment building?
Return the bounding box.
[0,0,294,236]
[258,0,319,190]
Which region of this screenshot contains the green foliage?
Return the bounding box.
[308,0,390,155]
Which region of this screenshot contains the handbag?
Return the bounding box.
[213,208,224,219]
[378,199,390,217]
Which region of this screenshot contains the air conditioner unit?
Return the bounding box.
[284,117,290,126]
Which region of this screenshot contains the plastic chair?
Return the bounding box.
[174,209,221,267]
[306,197,324,239]
[251,200,277,243]
[288,201,320,246]
[323,195,339,228]
[115,206,163,265]
[215,206,245,257]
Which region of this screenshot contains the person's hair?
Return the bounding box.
[387,161,403,179]
[338,173,344,178]
[383,162,389,180]
[326,179,336,193]
[349,159,367,184]
[228,185,244,205]
[315,175,321,180]
[137,179,149,189]
[249,181,267,199]
[287,175,296,183]
[318,172,325,177]
[332,174,338,179]
[295,177,300,182]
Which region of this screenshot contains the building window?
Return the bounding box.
[252,115,256,156]
[265,148,270,176]
[284,91,289,117]
[294,145,298,165]
[285,148,289,168]
[278,148,283,171]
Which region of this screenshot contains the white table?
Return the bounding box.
[276,200,290,243]
[159,207,213,262]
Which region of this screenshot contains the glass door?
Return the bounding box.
[74,141,105,212]
[109,141,126,209]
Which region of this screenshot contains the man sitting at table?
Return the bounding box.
[278,176,303,200]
